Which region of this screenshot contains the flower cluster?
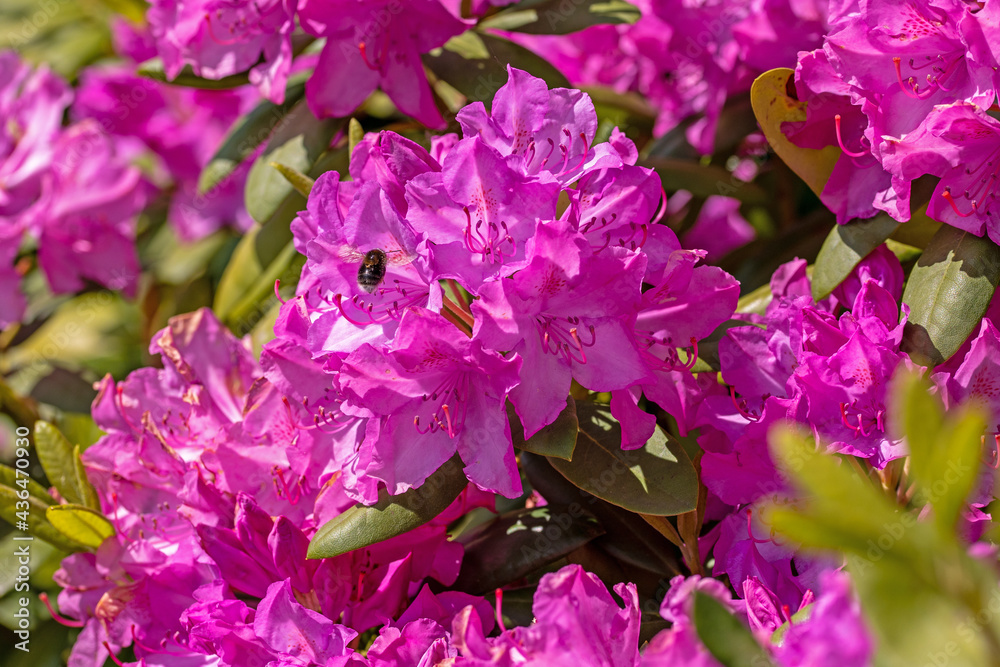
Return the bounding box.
[787,0,1000,233]
[268,65,739,503]
[0,52,149,328]
[504,0,828,154]
[142,0,469,128]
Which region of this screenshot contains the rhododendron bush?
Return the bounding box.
[6,0,1000,665]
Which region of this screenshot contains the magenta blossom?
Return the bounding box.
[473,221,649,438]
[339,307,522,500]
[147,0,295,103]
[298,0,467,128]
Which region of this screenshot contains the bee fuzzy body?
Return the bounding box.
[357,249,388,293]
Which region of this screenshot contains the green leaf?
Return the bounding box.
[811,214,899,301]
[45,504,115,550]
[0,464,54,506]
[765,426,926,559]
[72,445,100,512]
[480,0,640,35]
[901,223,1000,365]
[452,505,605,594]
[692,591,776,667]
[348,118,364,161]
[269,161,315,197]
[424,31,569,104]
[137,57,251,89]
[244,101,342,223]
[644,157,768,206]
[198,74,309,195]
[548,403,698,515]
[508,397,578,461]
[889,370,986,533]
[750,68,840,199]
[34,421,95,508]
[0,485,90,553]
[308,455,468,559]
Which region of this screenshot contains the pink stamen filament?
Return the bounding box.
[834,115,870,158]
[942,188,976,217]
[729,386,761,422]
[463,207,516,264]
[273,279,286,304]
[651,187,668,225]
[39,592,85,627]
[537,316,596,364]
[413,375,469,438]
[271,466,302,505]
[103,642,125,667]
[495,588,508,633]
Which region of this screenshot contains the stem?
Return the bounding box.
[442,295,474,329]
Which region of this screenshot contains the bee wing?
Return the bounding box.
[385,250,416,267]
[334,245,366,263]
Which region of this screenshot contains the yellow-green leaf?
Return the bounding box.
[750,68,840,198]
[46,504,115,550]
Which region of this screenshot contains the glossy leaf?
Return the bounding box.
[644,157,768,206]
[521,452,683,577]
[137,57,251,89]
[901,223,1000,366]
[693,591,776,667]
[811,214,899,301]
[0,485,90,553]
[453,505,605,594]
[45,504,115,550]
[508,396,577,461]
[198,74,309,195]
[34,421,97,508]
[0,464,54,506]
[480,0,640,35]
[244,100,342,223]
[308,455,468,559]
[548,403,698,515]
[424,31,569,104]
[72,445,100,511]
[750,68,840,199]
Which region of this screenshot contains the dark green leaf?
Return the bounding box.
[811,214,899,301]
[693,591,776,667]
[644,157,768,206]
[308,455,468,559]
[198,74,309,195]
[453,505,605,594]
[901,223,1000,365]
[244,101,342,223]
[521,452,683,577]
[548,403,698,515]
[34,421,92,507]
[137,57,251,89]
[0,485,90,553]
[480,0,640,35]
[508,397,577,460]
[424,31,569,104]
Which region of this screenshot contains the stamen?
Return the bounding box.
[274,279,286,304]
[495,588,508,633]
[834,115,869,158]
[39,593,85,627]
[942,188,976,217]
[103,642,125,667]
